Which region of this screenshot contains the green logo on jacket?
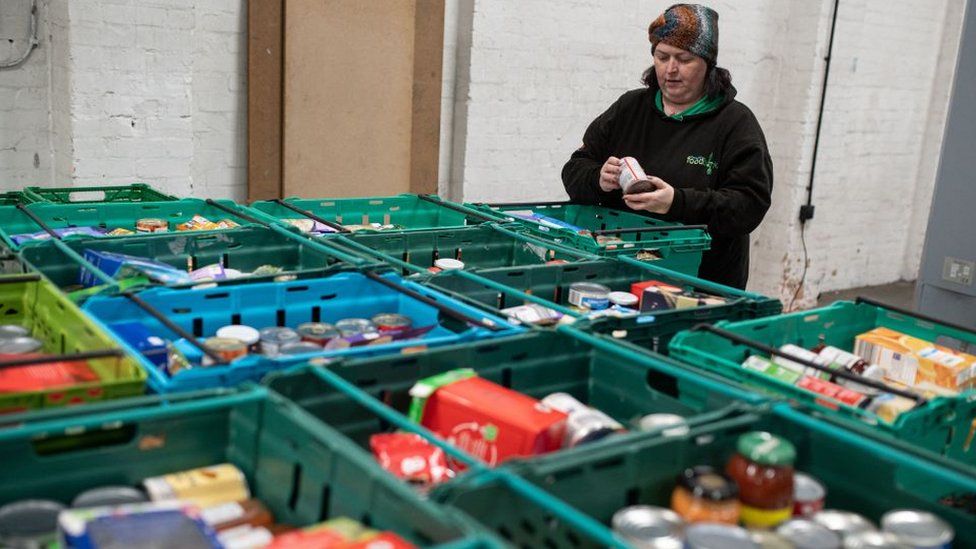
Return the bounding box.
[686,153,718,176]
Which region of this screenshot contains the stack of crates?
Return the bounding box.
[0,183,970,549]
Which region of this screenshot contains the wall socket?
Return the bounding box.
[943,256,975,286]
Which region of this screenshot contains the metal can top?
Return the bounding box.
[371,313,412,332]
[568,282,611,295]
[204,337,247,351]
[813,510,877,538]
[750,530,793,549]
[215,325,260,346]
[0,336,43,354]
[685,522,757,549]
[880,510,954,546]
[794,472,827,502]
[638,413,690,436]
[0,325,30,339]
[608,291,639,307]
[335,318,377,337]
[776,519,841,549]
[611,506,684,549]
[259,327,300,344]
[843,531,912,549]
[566,410,618,447]
[0,499,66,545]
[296,322,339,339]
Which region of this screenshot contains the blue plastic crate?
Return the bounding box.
[82,270,524,393]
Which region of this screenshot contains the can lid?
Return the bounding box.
[775,519,841,549]
[842,531,912,549]
[216,325,260,345]
[684,523,756,549]
[736,431,796,466]
[676,466,738,501]
[813,510,876,536]
[433,258,465,270]
[608,291,638,306]
[610,505,683,545]
[793,472,827,501]
[880,510,954,545]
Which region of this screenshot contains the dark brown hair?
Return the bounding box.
[641,63,732,99]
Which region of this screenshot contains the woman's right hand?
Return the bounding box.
[599,157,622,192]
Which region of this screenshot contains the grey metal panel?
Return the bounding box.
[917,0,976,328]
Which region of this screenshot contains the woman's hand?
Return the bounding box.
[623,176,675,214]
[599,157,622,192]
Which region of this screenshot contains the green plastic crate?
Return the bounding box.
[0,274,145,413]
[17,226,362,292]
[0,199,260,251]
[468,202,711,275]
[329,225,600,276]
[265,331,764,474]
[0,387,499,547]
[434,403,976,548]
[427,258,781,352]
[23,183,179,204]
[668,299,976,468]
[247,194,504,235]
[0,191,36,206]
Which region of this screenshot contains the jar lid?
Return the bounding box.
[434,258,465,270]
[608,291,639,306]
[676,466,738,501]
[736,431,796,466]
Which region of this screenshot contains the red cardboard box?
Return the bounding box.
[631,280,683,311]
[415,375,567,466]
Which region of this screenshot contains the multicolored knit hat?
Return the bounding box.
[648,4,719,65]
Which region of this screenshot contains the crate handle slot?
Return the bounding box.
[67,190,106,202]
[31,423,137,457]
[855,296,976,337]
[270,199,350,233]
[691,323,926,404]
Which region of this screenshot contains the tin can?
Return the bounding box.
[793,472,826,517]
[0,499,65,548]
[638,413,690,436]
[564,410,619,447]
[215,325,260,349]
[813,510,877,539]
[843,531,912,549]
[684,522,757,549]
[258,327,300,356]
[611,505,684,549]
[203,337,248,365]
[278,342,325,356]
[335,318,376,337]
[567,282,611,310]
[136,218,168,233]
[880,510,953,549]
[750,530,793,549]
[296,322,339,346]
[609,291,639,308]
[619,157,655,195]
[776,519,841,549]
[0,336,43,354]
[0,325,30,340]
[72,486,148,508]
[143,463,250,508]
[371,313,413,333]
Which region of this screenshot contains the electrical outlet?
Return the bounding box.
[943,257,975,286]
[799,205,815,222]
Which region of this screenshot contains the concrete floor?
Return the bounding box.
[817,280,917,310]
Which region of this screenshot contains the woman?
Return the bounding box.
[562,4,772,290]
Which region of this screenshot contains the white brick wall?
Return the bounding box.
[444,0,962,306]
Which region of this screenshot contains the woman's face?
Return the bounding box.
[653,42,708,105]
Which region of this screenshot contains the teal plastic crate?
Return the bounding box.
[264,331,764,470]
[0,199,262,251]
[246,194,504,235]
[24,183,179,204]
[668,299,976,468]
[17,226,364,293]
[0,191,36,206]
[330,224,600,277]
[0,387,498,547]
[426,258,781,352]
[434,403,976,548]
[468,201,711,275]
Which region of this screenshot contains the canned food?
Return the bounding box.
[278,342,325,356]
[793,472,827,518]
[880,510,953,549]
[433,258,465,271]
[0,336,43,354]
[203,337,248,365]
[776,519,841,549]
[750,530,793,549]
[684,522,757,549]
[258,327,300,356]
[296,322,339,346]
[0,499,65,548]
[611,505,684,549]
[0,325,29,339]
[335,318,376,337]
[608,291,639,308]
[215,325,260,349]
[843,531,912,549]
[144,463,249,508]
[813,510,877,539]
[671,466,740,525]
[136,218,168,233]
[371,313,413,333]
[567,282,611,310]
[564,409,619,447]
[638,413,690,436]
[72,486,148,508]
[619,157,655,195]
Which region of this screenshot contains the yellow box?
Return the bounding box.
[854,327,976,392]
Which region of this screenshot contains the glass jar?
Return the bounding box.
[725,431,796,529]
[671,466,741,524]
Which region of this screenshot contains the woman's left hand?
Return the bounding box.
[623,176,674,214]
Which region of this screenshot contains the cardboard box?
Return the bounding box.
[855,327,976,391]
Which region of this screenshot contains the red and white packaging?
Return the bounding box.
[369,433,453,485]
[797,375,869,409]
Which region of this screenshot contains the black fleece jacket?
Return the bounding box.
[561,83,773,289]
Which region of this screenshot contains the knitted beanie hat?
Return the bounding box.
[648,4,719,65]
